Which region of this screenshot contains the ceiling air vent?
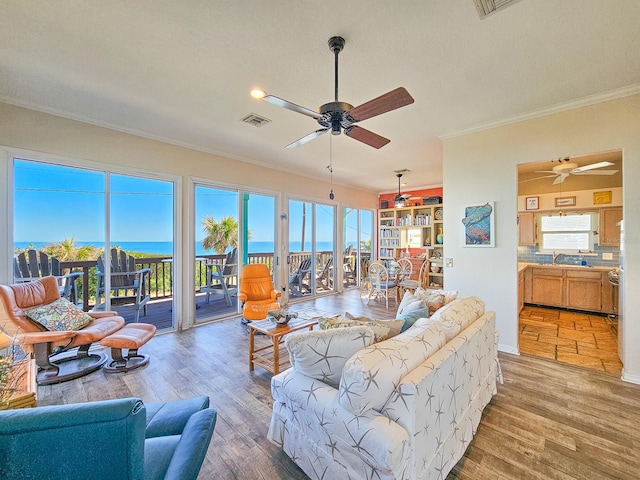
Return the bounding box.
[241,113,271,127]
[473,0,523,19]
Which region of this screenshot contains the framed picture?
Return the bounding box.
[462,202,495,247]
[525,196,539,210]
[593,190,612,205]
[554,196,576,207]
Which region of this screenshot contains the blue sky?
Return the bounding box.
[13,160,359,246]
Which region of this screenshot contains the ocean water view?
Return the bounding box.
[15,241,342,256]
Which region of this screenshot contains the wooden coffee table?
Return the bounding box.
[248,317,318,374]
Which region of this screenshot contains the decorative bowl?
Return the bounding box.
[268,309,298,325]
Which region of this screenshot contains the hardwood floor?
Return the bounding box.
[37,290,640,479]
[519,305,622,376]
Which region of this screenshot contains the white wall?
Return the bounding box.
[443,94,640,383]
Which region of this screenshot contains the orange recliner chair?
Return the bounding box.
[238,264,281,323]
[0,276,125,385]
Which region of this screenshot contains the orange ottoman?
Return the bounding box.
[100,323,156,373]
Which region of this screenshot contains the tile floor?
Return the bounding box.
[519,305,622,376]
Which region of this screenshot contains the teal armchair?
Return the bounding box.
[0,396,217,480]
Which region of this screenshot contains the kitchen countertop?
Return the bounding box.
[518,262,615,273]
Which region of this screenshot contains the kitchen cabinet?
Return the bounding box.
[531,267,564,307]
[599,207,622,247]
[565,270,602,311]
[518,270,525,313]
[518,212,536,246]
[523,265,612,314]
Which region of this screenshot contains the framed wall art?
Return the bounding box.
[525,196,539,210]
[593,190,612,205]
[462,202,495,247]
[554,196,576,207]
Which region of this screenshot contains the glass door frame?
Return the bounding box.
[286,196,337,302]
[190,176,280,323]
[4,147,181,329]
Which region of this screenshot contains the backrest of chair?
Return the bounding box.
[0,397,146,480]
[298,257,311,273]
[239,264,274,301]
[368,261,387,290]
[100,248,136,287]
[222,248,238,277]
[14,250,61,280]
[419,260,429,288]
[0,276,60,335]
[318,257,333,279]
[395,258,413,282]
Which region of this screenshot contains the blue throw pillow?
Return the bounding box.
[397,307,430,332]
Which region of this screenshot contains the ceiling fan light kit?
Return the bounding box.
[394,172,411,208]
[252,35,414,149]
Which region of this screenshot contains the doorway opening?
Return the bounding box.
[517,150,623,375]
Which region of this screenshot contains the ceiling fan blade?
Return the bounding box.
[346,87,415,122]
[344,125,390,149]
[263,95,324,120]
[533,170,556,174]
[285,128,329,148]
[518,175,557,183]
[572,169,618,176]
[571,161,614,173]
[553,174,568,185]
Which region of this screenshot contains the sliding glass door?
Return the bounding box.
[288,199,335,299]
[194,185,239,323]
[194,186,277,322]
[343,207,374,288]
[13,158,176,330]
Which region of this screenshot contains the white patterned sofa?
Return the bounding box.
[267,296,501,480]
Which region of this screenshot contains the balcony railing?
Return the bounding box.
[59,250,367,311]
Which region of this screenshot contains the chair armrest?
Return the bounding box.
[145,396,210,438]
[60,272,83,281]
[88,311,120,319]
[162,408,217,480]
[16,330,76,345]
[271,291,282,300]
[238,292,248,301]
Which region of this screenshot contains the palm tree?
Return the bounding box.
[201,215,239,254]
[43,237,100,260]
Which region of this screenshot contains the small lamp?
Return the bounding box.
[0,331,13,350]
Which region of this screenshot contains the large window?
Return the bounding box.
[14,158,176,330]
[540,213,594,252]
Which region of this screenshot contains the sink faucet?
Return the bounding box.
[552,251,563,265]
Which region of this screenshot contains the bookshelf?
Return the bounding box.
[377,203,444,289]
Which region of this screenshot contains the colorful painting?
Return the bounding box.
[462,202,495,247]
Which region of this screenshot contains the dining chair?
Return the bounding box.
[367,261,398,308]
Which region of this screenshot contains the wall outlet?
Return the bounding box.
[445,258,454,268]
[602,252,613,260]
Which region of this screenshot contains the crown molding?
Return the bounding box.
[441,84,640,140]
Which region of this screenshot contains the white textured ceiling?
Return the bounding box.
[1,1,639,193]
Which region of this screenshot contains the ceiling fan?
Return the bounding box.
[520,159,618,185]
[394,173,411,207]
[251,36,414,149]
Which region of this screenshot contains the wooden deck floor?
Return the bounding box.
[37,290,640,479]
[114,285,358,330]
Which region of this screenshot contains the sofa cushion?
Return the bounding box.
[396,291,424,315]
[415,287,459,305]
[397,306,429,332]
[320,315,403,343]
[415,296,486,341]
[339,322,446,415]
[24,297,93,331]
[285,326,375,388]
